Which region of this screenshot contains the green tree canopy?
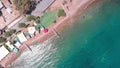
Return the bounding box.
[4,29,16,37]
[0,37,5,43]
[13,0,33,14]
[26,15,37,22]
[18,23,27,28]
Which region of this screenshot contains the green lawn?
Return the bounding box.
[40,10,57,27]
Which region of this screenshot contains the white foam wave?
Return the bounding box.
[9,39,58,68]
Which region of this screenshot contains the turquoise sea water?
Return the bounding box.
[11,0,120,68]
[53,0,120,68]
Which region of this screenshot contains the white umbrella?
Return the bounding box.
[28,27,36,35]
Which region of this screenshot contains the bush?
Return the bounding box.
[4,29,16,37]
[4,32,11,37]
[26,15,37,21]
[0,37,5,43]
[18,23,27,28]
[10,29,16,33]
[58,9,66,17]
[35,17,40,23]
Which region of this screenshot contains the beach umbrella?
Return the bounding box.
[27,27,36,35]
[43,28,48,33]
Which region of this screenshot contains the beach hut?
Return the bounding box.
[14,41,21,48]
[0,46,9,61]
[27,26,36,36]
[5,41,14,51]
[17,33,27,43]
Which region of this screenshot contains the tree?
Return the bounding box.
[13,0,35,14]
[4,29,16,37]
[0,37,5,43]
[58,9,66,17]
[4,32,11,37]
[26,15,37,21]
[18,23,27,28]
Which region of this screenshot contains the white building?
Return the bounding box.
[14,41,21,48]
[5,41,14,51]
[0,46,9,61]
[17,33,27,43]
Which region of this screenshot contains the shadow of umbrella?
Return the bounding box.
[0,30,3,35]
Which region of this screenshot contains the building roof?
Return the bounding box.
[0,1,3,9]
[0,46,9,61]
[17,33,27,43]
[31,0,55,16]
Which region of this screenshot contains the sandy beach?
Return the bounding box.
[0,0,96,67]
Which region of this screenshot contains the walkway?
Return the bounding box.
[31,0,55,16]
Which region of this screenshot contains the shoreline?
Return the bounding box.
[0,0,97,67]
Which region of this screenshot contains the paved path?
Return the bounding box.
[32,0,55,16]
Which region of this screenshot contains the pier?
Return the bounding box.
[52,28,61,38]
[24,43,32,51]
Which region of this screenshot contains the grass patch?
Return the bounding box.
[58,9,66,17]
[40,10,57,27]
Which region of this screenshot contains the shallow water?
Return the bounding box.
[11,0,120,68]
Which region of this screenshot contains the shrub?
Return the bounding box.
[18,23,27,28]
[58,9,66,17]
[4,29,16,37]
[26,15,37,21]
[0,37,5,43]
[4,32,11,37]
[10,29,16,33]
[15,30,21,34]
